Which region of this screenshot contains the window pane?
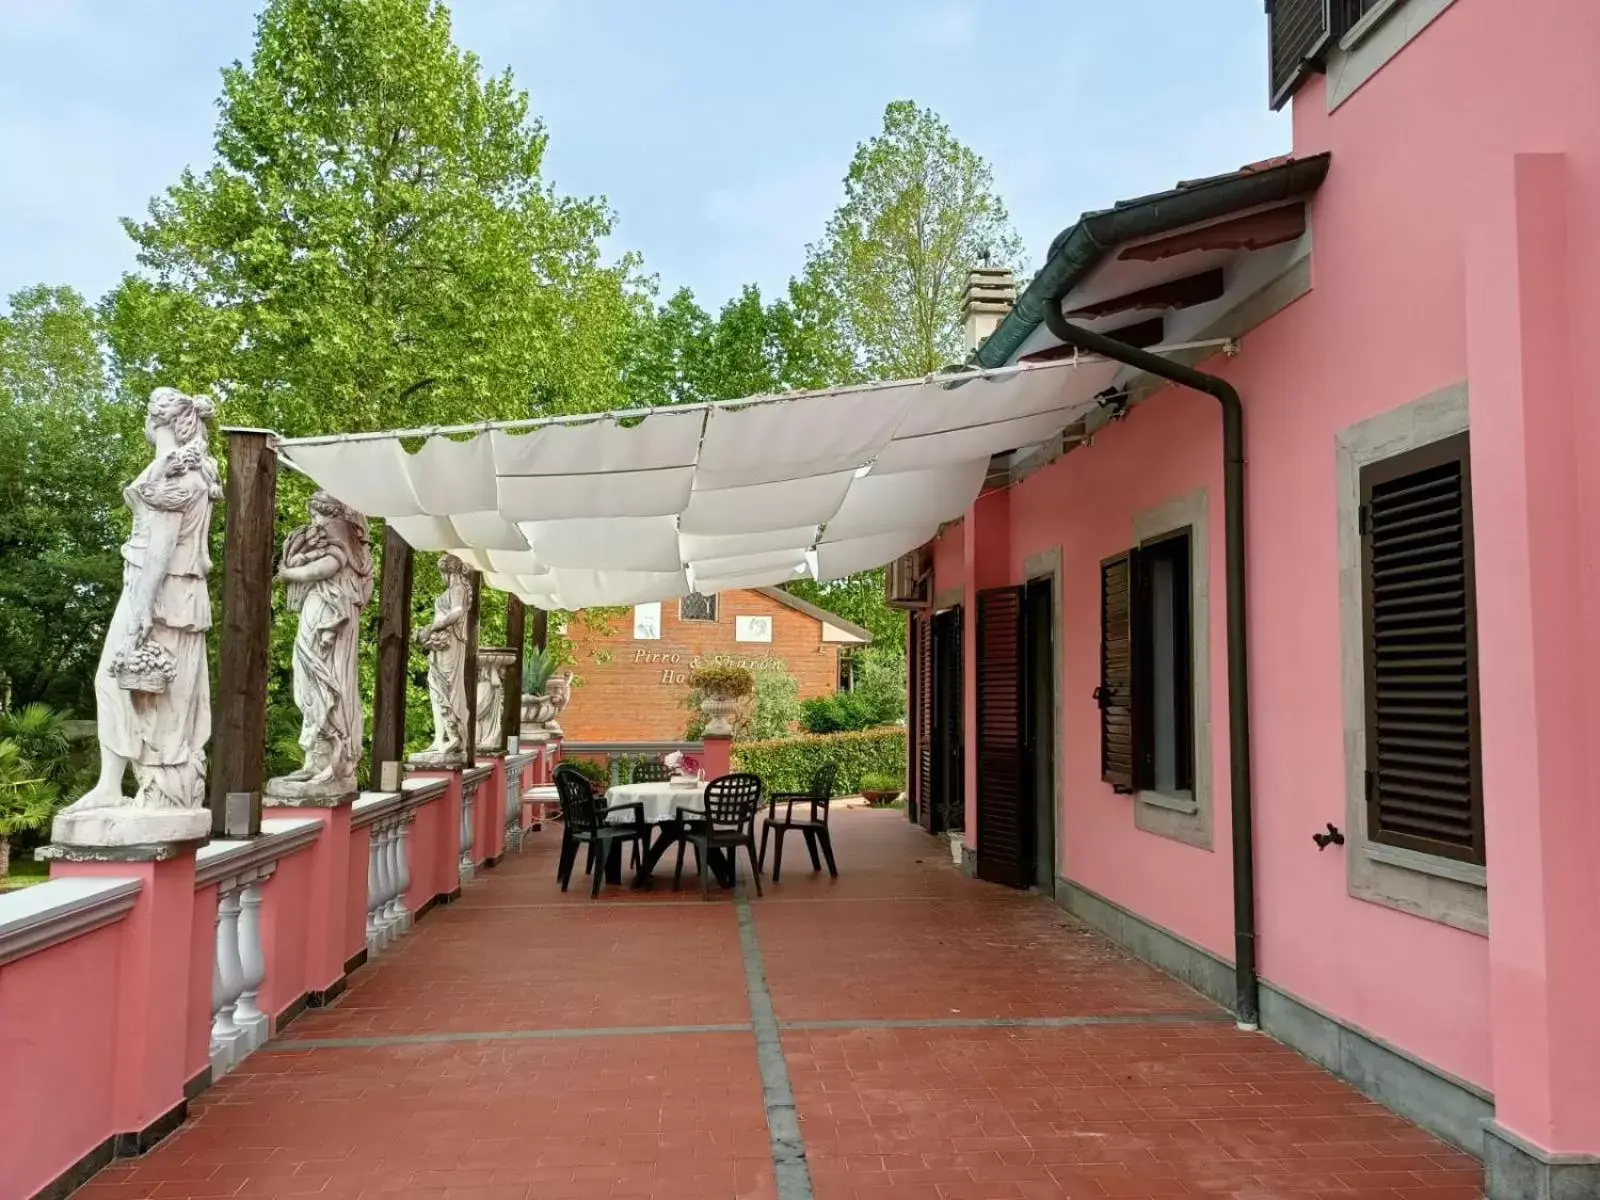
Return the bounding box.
[1150,554,1179,792]
[680,593,718,622]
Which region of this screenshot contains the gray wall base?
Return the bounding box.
[1484,1122,1600,1200]
[959,844,977,877]
[1054,877,1493,1158]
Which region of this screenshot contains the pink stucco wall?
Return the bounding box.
[0,919,121,1200]
[938,0,1600,1107]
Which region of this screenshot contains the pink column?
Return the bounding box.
[962,488,1012,846]
[1467,151,1600,1178]
[49,851,200,1146]
[480,758,507,865]
[702,735,732,779]
[409,769,465,903]
[261,799,355,1000]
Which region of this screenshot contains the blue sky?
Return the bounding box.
[0,1,1288,311]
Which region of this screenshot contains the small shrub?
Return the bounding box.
[559,757,608,787]
[800,691,881,734]
[858,771,903,795]
[733,727,906,795]
[689,665,754,699]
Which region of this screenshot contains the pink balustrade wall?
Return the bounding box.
[936,0,1600,1122]
[0,769,475,1198]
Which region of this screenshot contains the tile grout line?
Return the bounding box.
[260,1012,1231,1051]
[734,892,815,1200]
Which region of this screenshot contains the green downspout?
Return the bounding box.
[1041,306,1261,1029]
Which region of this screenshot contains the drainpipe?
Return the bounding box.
[1041,305,1260,1029]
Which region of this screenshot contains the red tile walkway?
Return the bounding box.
[72,807,1484,1199]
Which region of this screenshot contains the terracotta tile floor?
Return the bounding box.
[76,807,1484,1199]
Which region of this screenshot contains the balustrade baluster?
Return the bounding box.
[396,815,414,931]
[366,823,383,951]
[460,784,476,882]
[211,886,246,1075]
[381,820,403,936]
[234,872,270,1050]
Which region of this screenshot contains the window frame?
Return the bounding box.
[1133,528,1196,798]
[1098,490,1213,849]
[679,593,718,624]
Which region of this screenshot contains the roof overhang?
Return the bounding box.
[974,153,1332,372]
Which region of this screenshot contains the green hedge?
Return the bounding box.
[733,727,905,795]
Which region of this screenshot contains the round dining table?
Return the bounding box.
[601,778,735,888]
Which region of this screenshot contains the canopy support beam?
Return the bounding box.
[370,525,413,787]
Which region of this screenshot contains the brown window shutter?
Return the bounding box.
[1266,0,1332,110]
[1099,552,1140,791]
[1360,432,1484,864]
[915,612,935,831]
[976,586,1028,888]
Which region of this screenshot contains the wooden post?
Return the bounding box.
[209,429,278,837]
[531,607,548,653]
[463,570,483,768]
[502,596,526,750]
[369,524,414,786]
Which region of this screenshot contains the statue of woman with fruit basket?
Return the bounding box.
[56,388,222,844]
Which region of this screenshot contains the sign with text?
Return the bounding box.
[634,647,789,685]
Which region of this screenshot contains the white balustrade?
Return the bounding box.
[197,819,318,1079]
[460,780,477,882]
[210,885,245,1075]
[504,756,530,852]
[233,874,271,1050]
[359,797,418,957]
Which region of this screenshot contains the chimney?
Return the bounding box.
[961,263,1017,353]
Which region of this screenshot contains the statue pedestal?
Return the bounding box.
[263,775,358,807]
[49,805,211,850]
[42,842,203,1149]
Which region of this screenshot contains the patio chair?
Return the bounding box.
[553,765,648,898]
[631,759,672,784]
[673,773,764,900]
[758,762,838,883]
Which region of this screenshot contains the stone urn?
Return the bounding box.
[520,671,573,739]
[699,696,740,738]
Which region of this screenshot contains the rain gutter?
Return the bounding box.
[1041,305,1262,1029]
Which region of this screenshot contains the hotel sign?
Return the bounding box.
[633,647,789,686]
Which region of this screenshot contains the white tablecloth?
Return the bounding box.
[605,780,707,824]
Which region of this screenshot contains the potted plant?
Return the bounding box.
[689,666,754,737]
[857,771,903,807]
[521,647,560,735]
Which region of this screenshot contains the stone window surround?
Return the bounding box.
[1325,0,1457,111]
[1336,380,1486,936]
[1131,488,1213,851]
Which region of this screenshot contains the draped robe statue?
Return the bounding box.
[55,388,222,847]
[411,554,473,766]
[265,493,373,801]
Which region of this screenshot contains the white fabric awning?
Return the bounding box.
[277,356,1118,608]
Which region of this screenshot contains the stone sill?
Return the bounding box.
[196,817,322,887]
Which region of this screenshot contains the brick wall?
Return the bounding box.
[559,589,845,741]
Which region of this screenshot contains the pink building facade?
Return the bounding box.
[903,3,1600,1196]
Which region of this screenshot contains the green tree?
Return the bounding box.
[106,0,646,436]
[805,100,1022,379]
[0,286,129,714]
[0,705,82,878]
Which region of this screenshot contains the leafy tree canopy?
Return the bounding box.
[105,0,647,436]
[804,99,1022,379]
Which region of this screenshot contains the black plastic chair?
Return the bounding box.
[631,759,672,784]
[758,763,838,882]
[673,773,764,899]
[553,765,648,898]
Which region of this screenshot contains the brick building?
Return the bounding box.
[558,587,872,741]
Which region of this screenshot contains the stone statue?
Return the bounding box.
[474,648,516,754]
[265,492,374,801]
[544,671,573,737]
[411,553,473,766]
[55,388,223,847]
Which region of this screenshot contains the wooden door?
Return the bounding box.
[976,586,1030,888]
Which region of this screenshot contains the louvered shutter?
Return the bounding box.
[915,612,935,831]
[1099,553,1139,790]
[940,609,965,832]
[976,587,1028,888]
[1266,0,1332,110]
[1360,433,1483,864]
